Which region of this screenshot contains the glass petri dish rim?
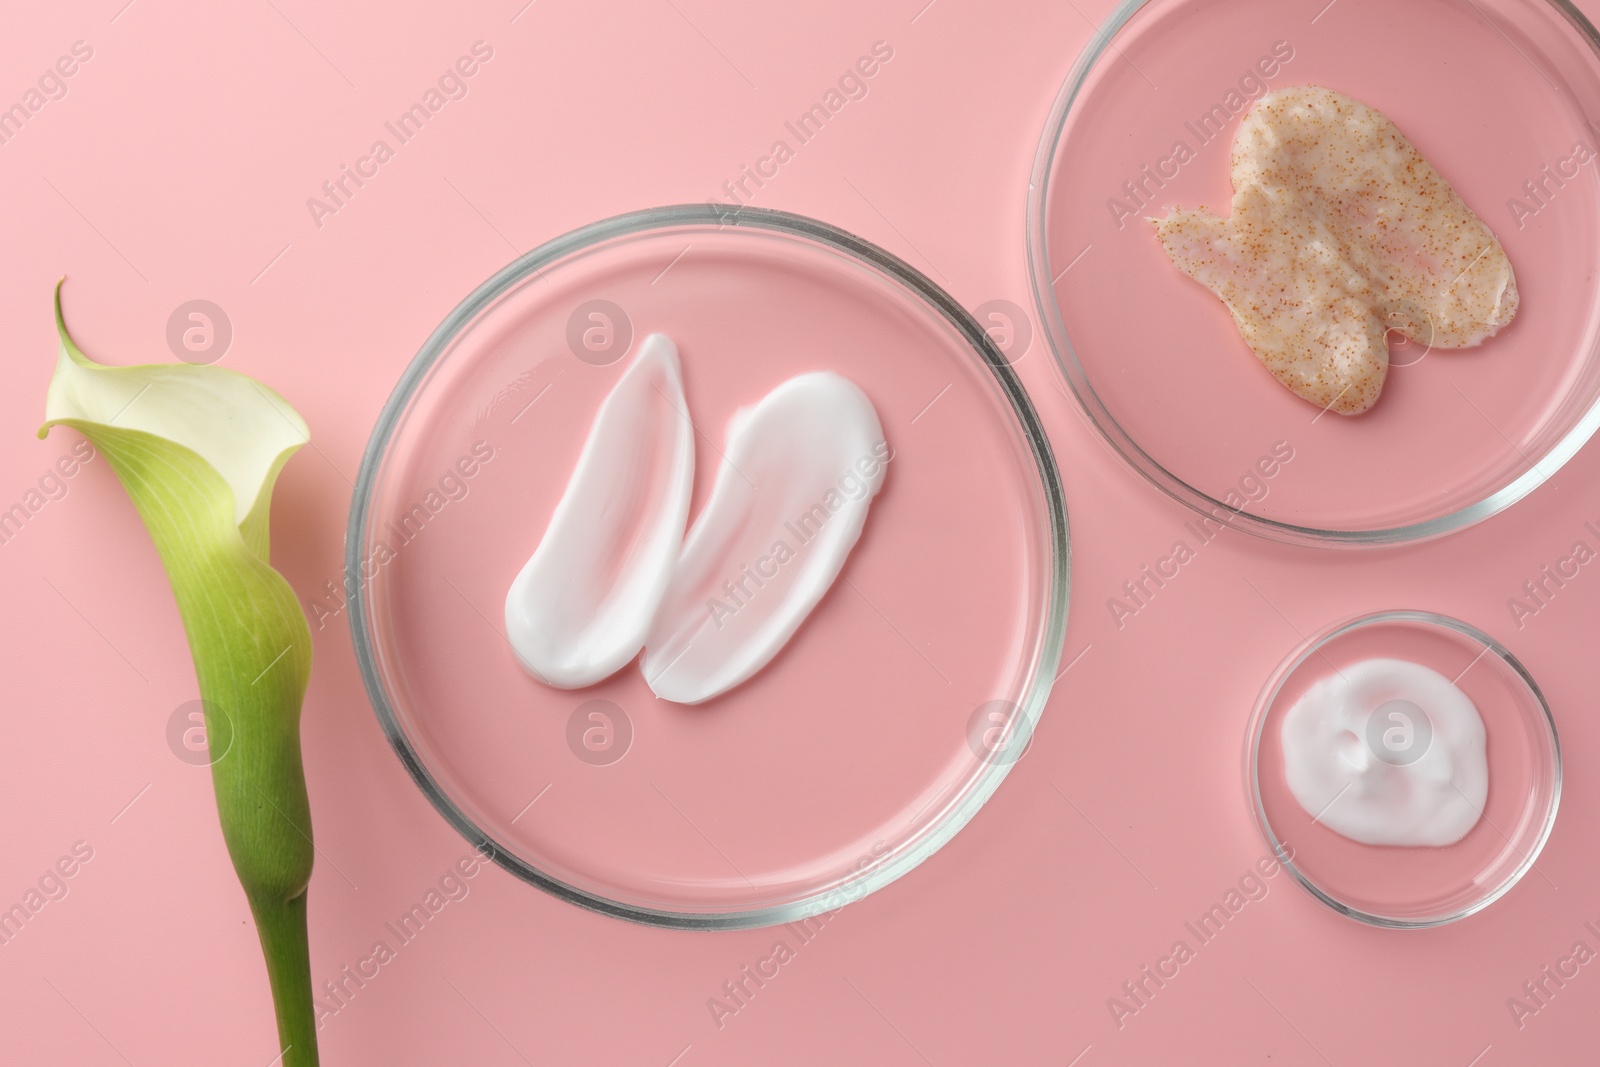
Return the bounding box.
[1244,609,1563,929]
[1025,0,1600,548]
[346,203,1072,930]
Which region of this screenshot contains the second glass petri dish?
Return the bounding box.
[348,206,1068,929]
[1247,611,1561,926]
[1029,0,1600,545]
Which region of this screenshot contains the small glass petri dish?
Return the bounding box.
[347,205,1069,929]
[1028,0,1600,546]
[1247,611,1561,927]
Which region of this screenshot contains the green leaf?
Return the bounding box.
[40,282,320,1067]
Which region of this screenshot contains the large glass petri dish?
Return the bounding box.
[1247,611,1561,927]
[348,206,1069,929]
[1029,0,1600,545]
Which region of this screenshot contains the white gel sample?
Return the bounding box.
[642,372,889,705]
[504,334,693,688]
[1280,658,1487,847]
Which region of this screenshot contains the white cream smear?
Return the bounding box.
[504,334,694,688]
[1155,85,1518,414]
[642,373,888,704]
[505,339,888,705]
[1280,658,1487,847]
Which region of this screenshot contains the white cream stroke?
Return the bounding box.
[504,333,694,688]
[505,346,888,704]
[642,372,889,705]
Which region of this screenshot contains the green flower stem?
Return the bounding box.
[253,894,317,1065]
[41,283,319,1066]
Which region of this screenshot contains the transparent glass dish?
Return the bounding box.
[1029,0,1600,545]
[347,206,1070,929]
[1247,610,1561,927]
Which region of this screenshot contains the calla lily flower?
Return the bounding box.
[39,282,320,1067]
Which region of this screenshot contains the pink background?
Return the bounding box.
[2,0,1598,1064]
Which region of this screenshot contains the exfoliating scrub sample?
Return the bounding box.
[1154,85,1518,415]
[1279,658,1487,847]
[1034,0,1600,540]
[503,333,889,705]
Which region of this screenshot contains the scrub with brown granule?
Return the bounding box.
[1154,85,1518,415]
